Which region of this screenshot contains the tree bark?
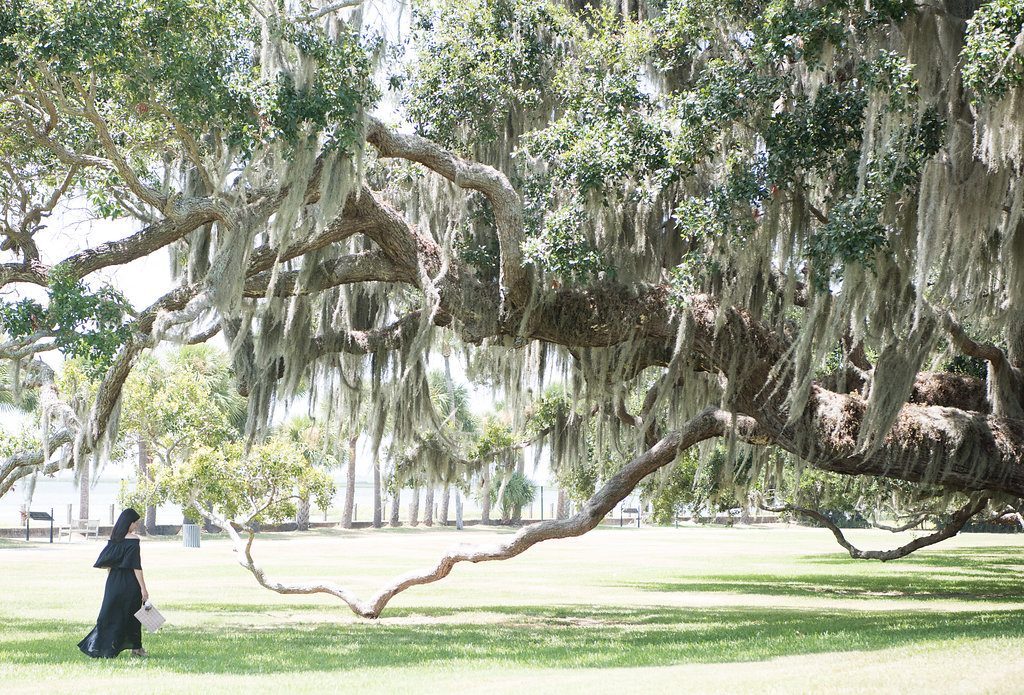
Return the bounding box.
[556,488,567,520]
[372,460,382,528]
[455,490,464,530]
[340,436,357,529]
[138,440,156,534]
[423,487,434,527]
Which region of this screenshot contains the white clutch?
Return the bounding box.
[134,601,166,633]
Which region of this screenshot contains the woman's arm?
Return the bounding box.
[134,569,149,602]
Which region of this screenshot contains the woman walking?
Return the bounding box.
[78,508,151,658]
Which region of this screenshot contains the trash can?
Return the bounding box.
[182,523,201,548]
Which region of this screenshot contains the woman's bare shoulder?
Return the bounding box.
[125,533,141,540]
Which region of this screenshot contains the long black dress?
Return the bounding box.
[78,538,144,658]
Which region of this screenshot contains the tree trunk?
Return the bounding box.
[480,467,491,525]
[138,440,156,534]
[500,479,511,524]
[296,491,310,531]
[389,488,401,527]
[78,456,90,521]
[455,490,464,530]
[341,436,357,529]
[439,485,450,526]
[511,459,524,524]
[409,485,420,527]
[372,460,383,528]
[556,488,568,520]
[423,487,434,526]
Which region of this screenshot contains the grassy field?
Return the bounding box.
[2,524,1023,694]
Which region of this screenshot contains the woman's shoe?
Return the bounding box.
[131,648,149,657]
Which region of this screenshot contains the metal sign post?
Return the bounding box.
[26,510,55,543]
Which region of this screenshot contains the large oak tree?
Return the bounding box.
[1,0,1022,616]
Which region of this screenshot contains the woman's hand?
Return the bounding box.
[141,591,149,603]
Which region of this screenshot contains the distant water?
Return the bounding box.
[1,469,568,527]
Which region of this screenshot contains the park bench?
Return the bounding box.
[619,507,641,527]
[57,519,101,542]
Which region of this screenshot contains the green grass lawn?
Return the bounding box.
[2,525,1023,694]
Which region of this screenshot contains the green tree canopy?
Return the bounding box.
[2,0,1023,617]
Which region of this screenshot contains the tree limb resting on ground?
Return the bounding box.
[197,407,758,618]
[758,498,990,561]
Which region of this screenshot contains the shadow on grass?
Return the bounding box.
[634,546,1024,601]
[3,604,1024,673]
[806,546,1024,573]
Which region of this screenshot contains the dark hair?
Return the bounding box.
[110,508,141,542]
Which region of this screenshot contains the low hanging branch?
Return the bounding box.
[0,428,76,498]
[758,497,991,561]
[197,407,756,618]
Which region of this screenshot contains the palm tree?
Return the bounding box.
[340,435,358,528]
[389,487,401,527]
[439,485,450,525]
[423,486,434,526]
[373,461,383,528]
[282,415,338,531]
[429,359,478,529]
[171,345,247,433]
[0,360,40,413]
[409,484,420,526]
[490,471,537,523]
[479,467,492,524]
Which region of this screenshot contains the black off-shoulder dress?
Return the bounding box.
[78,539,144,658]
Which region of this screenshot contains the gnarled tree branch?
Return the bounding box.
[759,497,990,561]
[196,406,747,618]
[366,117,529,313]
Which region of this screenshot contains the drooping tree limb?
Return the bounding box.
[196,406,753,618]
[185,324,222,345]
[243,250,412,297]
[940,311,1006,365]
[366,117,529,312]
[758,497,990,561]
[985,506,1024,528]
[935,308,1024,419]
[510,287,1024,496]
[246,195,377,274]
[310,311,424,358]
[0,260,48,287]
